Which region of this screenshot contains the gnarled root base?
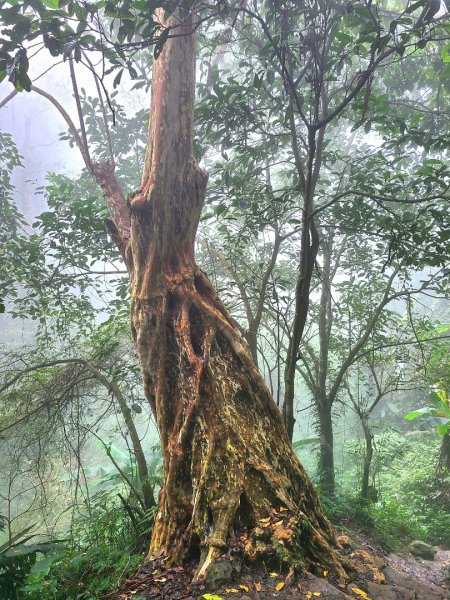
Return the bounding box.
[131,265,345,583]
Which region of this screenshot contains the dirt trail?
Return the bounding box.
[109,542,450,599]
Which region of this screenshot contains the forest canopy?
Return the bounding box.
[0,0,449,598]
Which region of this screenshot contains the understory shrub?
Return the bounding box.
[22,491,153,599]
[329,430,450,550]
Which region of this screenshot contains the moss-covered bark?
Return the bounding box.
[105,7,344,582]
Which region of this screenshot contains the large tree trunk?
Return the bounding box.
[108,9,343,580]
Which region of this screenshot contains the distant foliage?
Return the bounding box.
[332,430,450,549]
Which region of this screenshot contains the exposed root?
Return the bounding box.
[194,546,223,582]
[132,264,344,582]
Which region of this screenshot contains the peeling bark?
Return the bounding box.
[105,8,343,580]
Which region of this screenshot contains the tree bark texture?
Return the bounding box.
[360,416,374,501]
[317,402,335,495]
[107,9,343,579]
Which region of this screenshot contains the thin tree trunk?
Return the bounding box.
[318,402,335,495]
[105,9,344,580]
[360,416,374,501]
[283,130,320,440]
[437,433,450,475]
[74,361,155,510]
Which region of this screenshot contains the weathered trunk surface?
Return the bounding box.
[360,416,374,501]
[283,223,319,441]
[244,326,259,367]
[317,402,335,495]
[106,9,343,580]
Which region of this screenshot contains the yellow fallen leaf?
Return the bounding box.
[239,585,249,592]
[274,520,284,527]
[269,572,278,577]
[313,594,321,597]
[225,589,238,594]
[279,506,288,512]
[155,578,167,583]
[323,570,328,577]
[259,517,271,523]
[275,581,285,591]
[203,595,224,600]
[254,582,262,591]
[350,587,371,600]
[306,593,312,599]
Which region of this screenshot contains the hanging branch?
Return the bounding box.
[69,57,93,172]
[82,50,116,164]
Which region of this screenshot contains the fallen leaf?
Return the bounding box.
[323,570,328,577]
[203,595,224,600]
[269,572,278,577]
[306,593,312,599]
[275,581,285,591]
[225,589,238,594]
[279,506,288,512]
[155,578,167,583]
[313,594,321,597]
[274,520,284,526]
[239,585,249,592]
[254,582,262,591]
[350,587,371,600]
[259,517,271,523]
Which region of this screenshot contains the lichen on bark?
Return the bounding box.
[103,6,345,583]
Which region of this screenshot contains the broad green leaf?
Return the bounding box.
[354,4,373,19]
[404,408,432,420]
[441,43,450,63]
[41,0,60,8]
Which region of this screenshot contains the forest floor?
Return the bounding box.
[108,530,450,600]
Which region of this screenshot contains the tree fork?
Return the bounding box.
[106,7,344,582]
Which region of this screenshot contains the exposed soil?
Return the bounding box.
[107,531,450,600]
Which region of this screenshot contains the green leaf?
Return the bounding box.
[406,0,428,14]
[17,70,31,92]
[41,0,60,7]
[354,4,373,19]
[441,43,450,63]
[113,68,124,88]
[437,422,450,435]
[404,408,432,420]
[292,437,320,449]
